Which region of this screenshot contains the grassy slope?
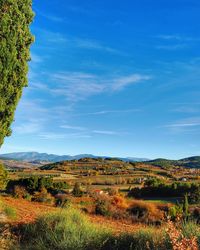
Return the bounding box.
[1,196,200,250]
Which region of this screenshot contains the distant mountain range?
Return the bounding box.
[0,152,149,163]
[1,152,200,169]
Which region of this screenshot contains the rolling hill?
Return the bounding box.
[146,156,200,169]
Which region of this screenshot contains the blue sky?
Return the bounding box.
[1,0,200,159]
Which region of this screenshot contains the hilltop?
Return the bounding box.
[146,156,200,169]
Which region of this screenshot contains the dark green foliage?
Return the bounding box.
[0,163,8,189]
[146,156,200,169]
[129,181,199,199]
[144,177,164,187]
[55,196,70,208]
[0,0,34,146]
[53,181,70,190]
[189,186,200,204]
[168,202,183,221]
[72,182,83,197]
[168,196,190,221]
[183,194,189,218]
[7,176,53,194]
[95,199,111,217]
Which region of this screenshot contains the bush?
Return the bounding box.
[7,177,54,195]
[128,200,164,224]
[107,187,119,196]
[55,195,71,208]
[3,206,17,220]
[19,208,172,250]
[111,195,128,209]
[95,198,112,217]
[181,220,200,240]
[13,185,28,199]
[102,228,171,250]
[72,182,83,197]
[32,188,54,204]
[53,181,70,190]
[19,208,110,250]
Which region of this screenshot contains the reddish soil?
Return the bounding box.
[2,196,55,224]
[1,196,148,233]
[88,214,146,234]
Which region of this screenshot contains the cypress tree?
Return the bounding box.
[0,0,34,146]
[183,193,189,219]
[0,163,8,190]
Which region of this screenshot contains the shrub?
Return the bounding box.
[128,200,164,224]
[100,228,171,250]
[95,198,112,217]
[32,188,54,204]
[7,177,54,195]
[191,208,200,223]
[111,195,128,209]
[19,208,110,250]
[13,185,28,199]
[55,195,71,208]
[24,193,32,201]
[166,220,198,250]
[72,182,83,197]
[53,181,70,190]
[3,206,17,220]
[168,203,183,221]
[107,187,119,196]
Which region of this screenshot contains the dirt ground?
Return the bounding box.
[1,196,146,233]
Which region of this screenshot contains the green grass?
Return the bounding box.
[181,220,200,245]
[19,208,110,250]
[18,208,173,250]
[144,199,171,204]
[3,206,17,220]
[2,207,200,250]
[0,197,3,209]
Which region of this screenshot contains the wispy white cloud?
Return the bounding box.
[157,34,200,42]
[14,122,42,134]
[34,8,65,22]
[111,74,151,91]
[60,125,86,131]
[30,53,43,63]
[92,130,119,135]
[155,44,188,50]
[157,35,183,40]
[74,38,126,55]
[38,132,92,140]
[60,124,126,136]
[164,117,200,133]
[73,109,141,116]
[171,106,200,113]
[165,123,200,128]
[36,29,126,55]
[50,72,151,102]
[155,34,200,51]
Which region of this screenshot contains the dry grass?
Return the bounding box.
[129,199,164,223]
